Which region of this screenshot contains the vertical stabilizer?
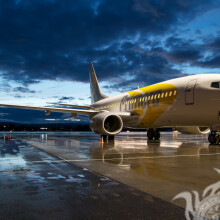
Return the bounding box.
[89,62,108,104]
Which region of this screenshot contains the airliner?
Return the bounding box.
[0,63,220,144]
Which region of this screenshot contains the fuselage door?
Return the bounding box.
[185,79,197,105]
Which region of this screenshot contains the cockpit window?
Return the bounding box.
[211,82,220,88]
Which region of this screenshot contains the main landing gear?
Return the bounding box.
[208,131,220,145]
[101,135,115,142]
[147,128,160,141]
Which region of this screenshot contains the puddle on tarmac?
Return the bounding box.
[77,174,85,178]
[47,175,66,180]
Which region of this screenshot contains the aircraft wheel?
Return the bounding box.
[154,130,160,140]
[208,133,216,145]
[147,129,154,140]
[101,135,108,142]
[108,136,115,141]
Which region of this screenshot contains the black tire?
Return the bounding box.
[208,133,216,145]
[108,136,115,141]
[154,130,160,140]
[101,135,108,142]
[147,129,154,140]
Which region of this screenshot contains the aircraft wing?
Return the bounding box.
[0,103,98,117]
[47,102,92,109]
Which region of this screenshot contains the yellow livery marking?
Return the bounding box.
[129,91,142,96]
[128,83,177,128]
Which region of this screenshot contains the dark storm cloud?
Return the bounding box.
[0,0,219,92]
[162,35,220,68]
[13,86,36,93]
[103,53,184,92]
[160,36,202,64]
[210,38,220,48]
[196,37,220,68]
[14,95,25,99]
[195,29,202,35]
[198,55,220,68]
[59,96,75,101]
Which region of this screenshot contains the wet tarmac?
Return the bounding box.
[0,131,220,219]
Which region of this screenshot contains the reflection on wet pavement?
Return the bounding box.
[13,131,219,209]
[0,132,186,219]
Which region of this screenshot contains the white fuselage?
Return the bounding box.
[91,74,220,129]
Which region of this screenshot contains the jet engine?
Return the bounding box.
[176,127,210,134]
[90,112,123,135]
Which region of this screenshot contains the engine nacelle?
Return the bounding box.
[176,127,210,134]
[90,112,123,135]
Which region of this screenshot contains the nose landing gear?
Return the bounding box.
[147,128,160,141]
[208,132,220,145]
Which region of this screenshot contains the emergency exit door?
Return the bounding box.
[185,79,197,105]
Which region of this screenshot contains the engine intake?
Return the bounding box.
[90,112,123,135]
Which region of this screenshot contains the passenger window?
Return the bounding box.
[211,82,220,88]
[154,95,157,99]
[165,92,168,97]
[148,96,151,100]
[151,95,154,100]
[158,94,160,98]
[161,93,164,98]
[174,91,177,96]
[169,91,172,96]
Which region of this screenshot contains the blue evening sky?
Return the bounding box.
[0,0,220,123]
